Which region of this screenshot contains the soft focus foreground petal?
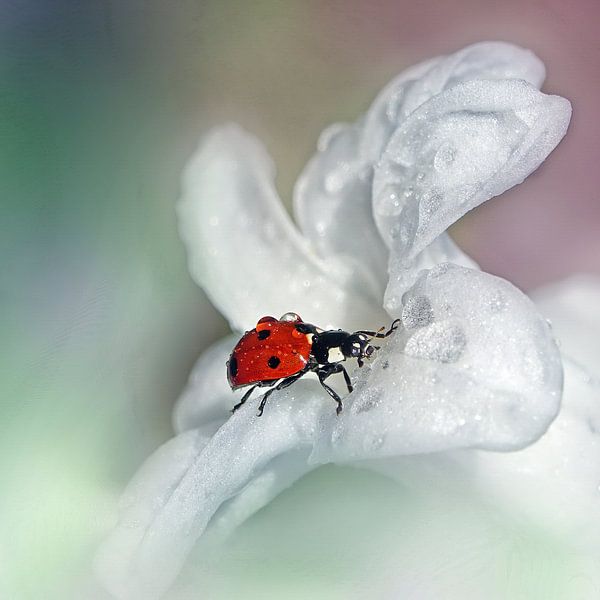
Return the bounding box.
[293,42,543,296]
[177,125,382,332]
[374,79,571,298]
[95,383,325,600]
[312,265,563,463]
[172,334,240,433]
[94,429,213,599]
[203,448,312,544]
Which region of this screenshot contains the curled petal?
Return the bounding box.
[172,334,240,433]
[374,79,571,297]
[178,125,384,332]
[312,265,563,462]
[388,40,545,124]
[293,42,543,296]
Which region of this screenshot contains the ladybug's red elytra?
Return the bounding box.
[227,312,400,416]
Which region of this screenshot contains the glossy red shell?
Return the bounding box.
[227,316,312,389]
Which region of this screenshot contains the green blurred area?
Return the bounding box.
[1,4,223,597]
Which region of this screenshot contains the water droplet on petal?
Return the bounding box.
[352,388,383,414]
[404,322,467,363]
[434,142,457,172]
[375,185,404,217]
[364,434,385,452]
[419,189,443,222]
[402,295,434,329]
[489,289,507,313]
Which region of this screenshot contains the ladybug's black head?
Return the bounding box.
[340,333,375,360]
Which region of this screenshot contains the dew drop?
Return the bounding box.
[434,142,457,171]
[352,388,383,414]
[364,434,385,452]
[325,163,353,193]
[420,189,443,221]
[376,185,404,217]
[489,289,507,313]
[404,322,467,363]
[402,295,434,329]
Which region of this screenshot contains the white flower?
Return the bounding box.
[95,42,577,599]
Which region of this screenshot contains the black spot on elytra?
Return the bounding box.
[229,356,238,377]
[267,356,280,369]
[257,330,270,340]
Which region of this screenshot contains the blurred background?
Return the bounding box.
[2,1,599,598]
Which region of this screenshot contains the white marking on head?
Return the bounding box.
[327,347,345,363]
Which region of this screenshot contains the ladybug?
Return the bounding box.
[226,312,400,416]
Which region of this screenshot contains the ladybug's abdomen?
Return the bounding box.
[227,320,313,388]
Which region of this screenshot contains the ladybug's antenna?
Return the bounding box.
[355,318,401,339]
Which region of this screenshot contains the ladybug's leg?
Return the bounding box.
[231,385,257,413]
[257,371,307,417]
[336,364,353,394]
[316,366,344,415]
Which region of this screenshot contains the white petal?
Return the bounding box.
[312,265,563,462]
[374,79,571,297]
[177,125,383,332]
[172,334,240,433]
[293,42,543,297]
